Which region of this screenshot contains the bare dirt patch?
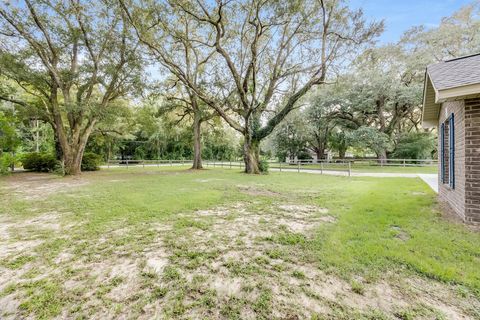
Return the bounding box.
[278,204,329,215]
[0,212,66,260]
[0,239,43,259]
[237,185,281,197]
[391,225,410,241]
[153,203,478,319]
[1,199,477,319]
[4,172,89,200]
[194,178,225,183]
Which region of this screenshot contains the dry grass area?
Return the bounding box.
[0,169,479,319]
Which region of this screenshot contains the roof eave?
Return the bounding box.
[436,83,480,103]
[421,72,441,128]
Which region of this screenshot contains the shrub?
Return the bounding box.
[0,153,15,175]
[392,132,436,160]
[21,153,57,172]
[81,152,102,171]
[258,159,269,173]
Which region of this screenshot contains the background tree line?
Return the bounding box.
[269,2,480,162]
[0,0,479,174]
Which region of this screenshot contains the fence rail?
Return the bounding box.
[103,158,437,176]
[104,159,353,176]
[285,158,438,167]
[105,159,192,168]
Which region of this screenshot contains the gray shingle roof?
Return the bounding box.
[427,53,480,90]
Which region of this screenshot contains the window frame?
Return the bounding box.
[441,122,445,184]
[449,113,455,189]
[440,113,455,189]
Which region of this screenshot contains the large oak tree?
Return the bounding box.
[122,0,382,173]
[0,0,143,175]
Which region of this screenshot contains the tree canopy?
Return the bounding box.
[0,1,479,174]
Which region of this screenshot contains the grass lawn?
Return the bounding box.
[0,167,478,319]
[270,163,438,174]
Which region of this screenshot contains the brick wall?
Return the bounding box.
[438,101,465,220]
[464,98,480,224]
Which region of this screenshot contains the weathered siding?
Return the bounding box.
[464,98,480,224]
[438,100,465,220]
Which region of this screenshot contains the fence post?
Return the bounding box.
[170,159,172,166]
[297,161,300,173]
[348,161,351,177]
[126,159,129,169]
[230,160,232,169]
[280,161,282,172]
[403,159,406,167]
[320,162,323,174]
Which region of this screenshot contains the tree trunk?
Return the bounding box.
[53,131,63,161]
[63,136,91,175]
[191,113,203,169]
[53,117,96,176]
[315,147,326,160]
[377,149,387,165]
[243,138,260,174]
[10,152,14,172]
[63,149,83,175]
[339,148,346,160]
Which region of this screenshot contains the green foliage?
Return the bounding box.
[81,152,102,171]
[21,152,57,172]
[258,159,269,173]
[272,112,309,161]
[401,3,480,62]
[202,127,238,161]
[349,127,392,157]
[392,132,436,159]
[92,102,238,162]
[329,131,350,158]
[0,153,15,175]
[0,109,21,152]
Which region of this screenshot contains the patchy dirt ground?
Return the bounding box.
[0,172,479,319]
[2,172,89,201]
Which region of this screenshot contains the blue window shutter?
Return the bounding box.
[441,122,445,184]
[449,114,455,189]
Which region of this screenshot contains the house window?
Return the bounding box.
[441,113,455,189]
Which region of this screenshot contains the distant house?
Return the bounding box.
[422,53,480,224]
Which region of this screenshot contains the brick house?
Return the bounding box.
[422,53,480,224]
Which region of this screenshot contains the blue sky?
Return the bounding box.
[349,0,475,44]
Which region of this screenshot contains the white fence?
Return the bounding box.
[286,158,438,167]
[105,159,352,175]
[104,158,437,176]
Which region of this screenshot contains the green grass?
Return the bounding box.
[270,163,438,174]
[0,167,478,319]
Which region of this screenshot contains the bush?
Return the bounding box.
[81,152,102,171]
[0,154,15,175]
[392,132,436,160]
[21,153,57,172]
[258,159,269,173]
